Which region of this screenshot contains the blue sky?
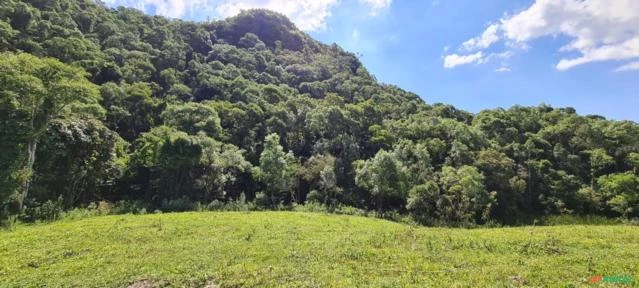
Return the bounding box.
[104,0,639,122]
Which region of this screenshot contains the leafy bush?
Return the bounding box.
[333,205,369,217]
[60,200,149,220]
[254,192,269,209]
[293,201,328,213]
[111,200,149,214]
[160,197,198,212]
[206,194,257,211]
[19,197,64,223]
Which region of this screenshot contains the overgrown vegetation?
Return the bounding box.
[2,0,639,227]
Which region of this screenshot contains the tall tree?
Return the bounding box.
[253,133,297,206]
[354,149,409,211]
[0,52,101,212]
[438,165,494,223]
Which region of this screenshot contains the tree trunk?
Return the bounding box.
[18,139,38,212]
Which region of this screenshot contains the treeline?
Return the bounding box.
[1,0,638,226]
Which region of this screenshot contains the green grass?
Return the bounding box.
[1,212,637,287]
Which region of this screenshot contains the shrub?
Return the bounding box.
[206,194,257,211]
[254,192,269,209]
[60,200,149,220]
[224,194,256,211]
[207,200,224,211]
[333,205,368,217]
[19,197,64,223]
[111,200,148,214]
[161,197,197,212]
[293,201,328,213]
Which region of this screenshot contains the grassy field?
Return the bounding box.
[0,212,637,287]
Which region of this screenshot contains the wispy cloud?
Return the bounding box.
[102,0,211,19]
[443,52,484,68]
[359,0,392,15]
[104,0,392,31]
[615,61,639,72]
[462,23,499,51]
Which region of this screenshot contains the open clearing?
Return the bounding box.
[0,212,637,287]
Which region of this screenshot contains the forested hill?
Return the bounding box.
[1,0,639,226]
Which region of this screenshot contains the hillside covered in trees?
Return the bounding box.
[1,0,639,226]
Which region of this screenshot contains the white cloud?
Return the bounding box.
[445,0,639,71]
[441,51,509,69]
[215,0,340,31]
[494,67,511,72]
[360,0,392,15]
[615,61,639,72]
[105,0,391,31]
[443,52,484,68]
[462,23,500,51]
[556,37,639,70]
[102,0,211,18]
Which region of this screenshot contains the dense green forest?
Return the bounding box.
[1,0,639,226]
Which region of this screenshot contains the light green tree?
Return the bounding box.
[627,152,639,174]
[597,172,639,217]
[437,165,494,223]
[0,53,101,214]
[586,148,614,188]
[161,102,222,137]
[253,133,297,206]
[354,149,409,211]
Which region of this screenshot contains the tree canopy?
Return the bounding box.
[2,0,639,225]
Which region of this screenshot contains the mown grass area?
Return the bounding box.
[0,212,637,287]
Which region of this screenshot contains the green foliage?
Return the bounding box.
[18,196,64,223]
[0,52,101,219]
[597,173,639,217]
[406,181,440,224]
[627,152,639,174]
[161,102,222,137]
[30,119,128,208]
[298,154,342,206]
[438,165,494,222]
[131,126,250,205]
[355,149,409,211]
[1,0,639,226]
[587,148,614,185]
[160,196,198,212]
[253,133,297,206]
[474,149,525,222]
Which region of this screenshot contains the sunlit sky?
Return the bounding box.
[104,0,639,122]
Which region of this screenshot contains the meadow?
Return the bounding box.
[1,212,637,287]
